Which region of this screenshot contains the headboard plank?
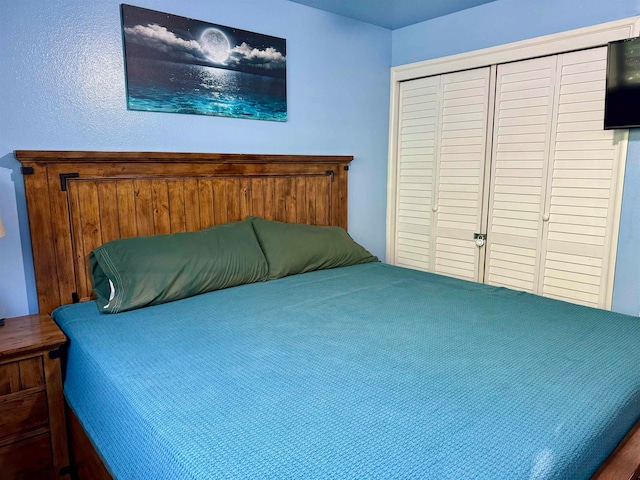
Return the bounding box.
[307,177,317,224]
[167,180,184,233]
[134,181,154,235]
[152,181,171,234]
[295,178,306,224]
[16,151,352,314]
[97,182,120,243]
[26,165,62,312]
[250,178,265,219]
[284,178,297,224]
[67,182,91,303]
[184,180,201,232]
[263,178,276,221]
[116,181,138,238]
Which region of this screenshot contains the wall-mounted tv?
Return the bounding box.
[605,36,640,129]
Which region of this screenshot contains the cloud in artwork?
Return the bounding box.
[228,42,286,70]
[124,23,286,76]
[124,24,209,63]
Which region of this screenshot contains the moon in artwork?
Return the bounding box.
[200,28,231,63]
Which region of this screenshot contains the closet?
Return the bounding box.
[389,46,627,309]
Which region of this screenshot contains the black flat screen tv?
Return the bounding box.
[604,36,640,129]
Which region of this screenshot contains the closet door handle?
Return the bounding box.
[542,213,550,222]
[432,205,438,212]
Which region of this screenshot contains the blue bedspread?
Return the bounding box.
[53,263,640,479]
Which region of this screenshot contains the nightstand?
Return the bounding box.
[0,314,70,479]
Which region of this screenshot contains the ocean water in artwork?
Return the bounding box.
[126,57,287,122]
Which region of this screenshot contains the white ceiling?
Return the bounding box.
[287,0,497,29]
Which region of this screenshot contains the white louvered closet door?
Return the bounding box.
[539,47,625,308]
[393,68,491,280]
[485,56,557,292]
[394,76,440,272]
[432,68,492,281]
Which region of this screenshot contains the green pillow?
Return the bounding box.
[90,221,268,313]
[248,216,378,280]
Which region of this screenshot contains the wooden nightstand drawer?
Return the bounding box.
[0,390,49,442]
[0,314,69,479]
[0,433,55,480]
[0,357,44,395]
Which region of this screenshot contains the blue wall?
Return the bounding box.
[392,0,640,315]
[614,132,640,316]
[392,0,639,66]
[0,0,391,317]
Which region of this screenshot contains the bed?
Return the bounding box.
[16,151,640,479]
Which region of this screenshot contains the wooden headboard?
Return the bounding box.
[16,151,353,314]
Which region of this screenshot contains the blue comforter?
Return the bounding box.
[53,263,640,479]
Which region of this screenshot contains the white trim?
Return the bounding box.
[385,71,401,263]
[392,17,640,81]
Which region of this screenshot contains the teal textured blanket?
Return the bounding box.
[53,263,640,479]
